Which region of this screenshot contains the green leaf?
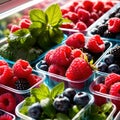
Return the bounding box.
[30,9,47,24]
[50,82,64,99]
[101,102,112,113]
[45,4,62,26]
[56,113,70,120]
[31,84,50,100]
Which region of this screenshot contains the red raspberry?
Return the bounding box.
[65,33,85,49]
[0,60,8,67]
[86,35,105,53]
[27,73,42,86]
[48,64,66,76]
[65,57,93,81]
[50,45,72,67]
[93,1,104,12]
[0,114,13,120]
[105,73,120,90]
[0,66,13,85]
[108,17,120,33]
[82,0,94,11]
[19,18,31,29]
[0,93,16,112]
[44,50,55,65]
[10,25,20,33]
[90,12,99,21]
[12,59,32,78]
[61,9,69,15]
[74,21,87,31]
[86,18,95,27]
[106,1,114,7]
[102,5,112,13]
[77,8,90,22]
[60,23,75,29]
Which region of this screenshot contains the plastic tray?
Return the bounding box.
[114,111,120,120]
[87,2,120,44]
[15,92,94,120]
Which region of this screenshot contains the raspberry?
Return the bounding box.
[86,35,105,53]
[65,33,85,49]
[12,59,32,78]
[60,23,75,29]
[0,66,13,85]
[82,0,94,11]
[108,17,120,33]
[0,93,16,112]
[48,64,66,76]
[27,73,42,86]
[50,45,72,67]
[61,9,69,15]
[0,60,8,67]
[74,21,87,31]
[86,18,95,27]
[93,1,104,12]
[105,73,120,90]
[0,114,13,120]
[102,5,111,13]
[19,18,31,29]
[77,8,90,22]
[44,50,55,65]
[65,57,93,81]
[90,12,99,21]
[10,24,20,33]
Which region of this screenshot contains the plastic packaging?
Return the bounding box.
[114,111,120,120]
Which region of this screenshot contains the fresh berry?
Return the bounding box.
[107,64,120,74]
[10,25,20,33]
[28,102,42,119]
[65,33,85,49]
[110,45,120,58]
[97,62,108,72]
[86,35,105,53]
[15,78,30,90]
[103,54,114,65]
[90,12,99,21]
[0,60,8,67]
[82,0,94,11]
[74,21,87,31]
[19,18,31,29]
[105,73,120,89]
[108,17,120,33]
[38,60,48,71]
[60,23,75,29]
[73,92,89,107]
[50,45,72,67]
[0,114,13,120]
[0,93,16,112]
[53,95,70,113]
[0,66,13,85]
[12,59,32,78]
[65,57,93,81]
[93,1,104,12]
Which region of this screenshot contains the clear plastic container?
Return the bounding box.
[35,39,112,90]
[15,92,94,120]
[87,2,120,43]
[0,70,45,114]
[114,111,120,120]
[0,109,16,120]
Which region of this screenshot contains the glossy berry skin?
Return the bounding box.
[103,54,114,65]
[107,64,120,74]
[28,102,42,119]
[53,95,70,113]
[38,60,48,71]
[63,88,76,102]
[97,62,108,72]
[19,18,31,29]
[73,92,89,107]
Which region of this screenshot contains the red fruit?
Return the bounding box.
[108,17,120,33]
[102,5,112,13]
[27,74,42,86]
[19,18,31,29]
[10,25,20,33]
[61,9,69,15]
[93,1,104,12]
[86,18,95,27]
[77,8,90,22]
[90,12,99,21]
[50,45,72,67]
[106,1,114,7]
[0,66,13,85]
[105,73,120,90]
[74,21,87,31]
[44,50,55,65]
[0,114,13,120]
[0,60,8,67]
[65,33,85,49]
[12,59,32,78]
[0,93,16,112]
[60,23,75,29]
[86,35,105,53]
[65,57,93,81]
[82,0,94,11]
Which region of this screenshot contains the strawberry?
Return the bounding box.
[86,35,105,53]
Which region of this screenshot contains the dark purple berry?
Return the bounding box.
[38,60,48,71]
[97,62,108,72]
[107,64,120,74]
[103,54,114,65]
[73,92,89,107]
[28,102,42,119]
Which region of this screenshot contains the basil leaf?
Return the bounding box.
[45,4,62,26]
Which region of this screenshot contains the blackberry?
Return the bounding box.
[97,24,108,36]
[110,45,120,58]
[103,30,116,38]
[15,78,30,90]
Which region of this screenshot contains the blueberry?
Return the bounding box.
[38,60,48,71]
[63,88,76,103]
[28,102,42,119]
[97,62,108,72]
[53,95,70,113]
[85,53,93,62]
[108,64,120,74]
[73,92,89,107]
[103,54,114,65]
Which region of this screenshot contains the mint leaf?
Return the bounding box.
[45,4,62,26]
[101,102,112,113]
[31,84,50,100]
[50,82,64,99]
[30,9,47,24]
